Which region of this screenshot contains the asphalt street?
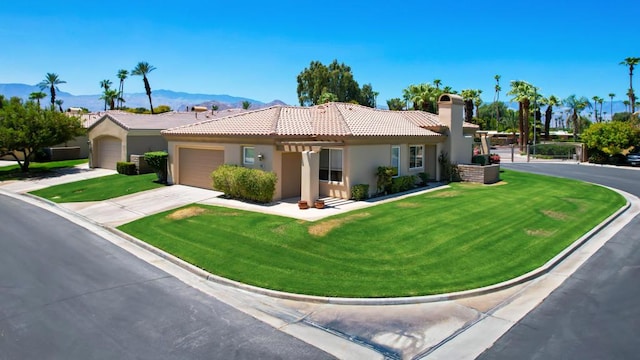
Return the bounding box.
[0,194,334,360]
[478,163,640,359]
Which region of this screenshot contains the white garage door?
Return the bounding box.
[94,137,122,169]
[178,148,224,189]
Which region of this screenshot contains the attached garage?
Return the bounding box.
[93,136,122,169]
[178,148,224,189]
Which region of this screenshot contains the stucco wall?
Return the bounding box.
[126,134,167,159]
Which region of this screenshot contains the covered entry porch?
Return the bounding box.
[278,141,345,204]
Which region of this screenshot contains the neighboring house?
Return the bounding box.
[162,94,477,202]
[87,109,245,169]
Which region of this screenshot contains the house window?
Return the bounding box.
[409,145,423,169]
[319,148,343,182]
[243,146,255,165]
[391,146,400,176]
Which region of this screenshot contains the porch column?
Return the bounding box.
[300,150,319,203]
[435,143,442,181]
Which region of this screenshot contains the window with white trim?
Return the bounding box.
[319,148,343,182]
[409,145,423,169]
[391,145,400,176]
[243,146,255,165]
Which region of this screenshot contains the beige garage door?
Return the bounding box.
[94,136,122,169]
[179,148,224,189]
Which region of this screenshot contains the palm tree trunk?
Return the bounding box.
[544,106,552,140]
[518,102,524,151]
[143,77,154,114]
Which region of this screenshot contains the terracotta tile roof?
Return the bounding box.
[163,103,448,137]
[88,109,248,131]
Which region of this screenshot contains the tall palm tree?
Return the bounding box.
[100,79,113,111]
[131,61,156,114]
[29,91,47,107]
[597,97,604,122]
[543,95,560,140]
[623,100,630,112]
[433,79,442,90]
[608,93,615,118]
[591,96,604,122]
[507,80,535,151]
[564,95,591,141]
[116,69,128,109]
[493,75,501,129]
[38,73,66,108]
[620,57,640,113]
[55,99,64,112]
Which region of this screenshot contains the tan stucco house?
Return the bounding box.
[87,109,245,169]
[161,94,477,202]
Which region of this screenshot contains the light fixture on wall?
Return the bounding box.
[258,153,264,161]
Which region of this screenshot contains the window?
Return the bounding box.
[391,146,400,176]
[319,148,343,182]
[409,145,423,169]
[243,146,255,165]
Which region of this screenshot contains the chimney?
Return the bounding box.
[437,94,469,165]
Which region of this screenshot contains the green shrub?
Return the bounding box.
[390,175,416,193]
[351,184,370,201]
[116,162,137,175]
[417,172,429,186]
[144,151,168,183]
[376,166,396,194]
[534,144,575,157]
[588,149,608,164]
[472,155,488,166]
[211,164,277,203]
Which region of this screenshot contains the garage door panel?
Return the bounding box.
[95,137,122,169]
[179,148,224,189]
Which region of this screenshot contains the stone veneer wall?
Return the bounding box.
[130,154,153,174]
[458,164,500,184]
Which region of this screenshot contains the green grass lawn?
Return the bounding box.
[30,173,165,202]
[0,159,88,181]
[118,170,626,298]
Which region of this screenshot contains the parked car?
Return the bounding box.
[627,151,640,167]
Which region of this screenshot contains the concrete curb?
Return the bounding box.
[2,184,635,306]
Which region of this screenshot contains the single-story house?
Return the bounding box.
[162,94,478,202]
[87,109,245,169]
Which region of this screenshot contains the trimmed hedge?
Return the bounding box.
[472,155,488,166]
[144,151,168,183]
[116,161,137,175]
[211,164,277,204]
[351,184,369,201]
[390,175,417,193]
[417,172,429,186]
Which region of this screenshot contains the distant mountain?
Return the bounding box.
[0,83,287,112]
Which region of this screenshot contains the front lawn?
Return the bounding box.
[0,159,88,181]
[30,173,165,202]
[118,170,625,298]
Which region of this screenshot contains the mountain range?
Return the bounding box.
[0,83,287,112]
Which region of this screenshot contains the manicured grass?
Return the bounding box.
[118,170,625,298]
[30,173,165,202]
[0,159,88,181]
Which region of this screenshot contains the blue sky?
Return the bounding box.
[1,0,638,107]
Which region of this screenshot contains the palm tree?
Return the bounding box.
[116,69,128,109]
[507,80,535,151]
[543,95,560,140]
[131,61,156,114]
[29,91,47,107]
[100,79,113,111]
[242,100,251,109]
[493,75,501,129]
[100,89,120,110]
[564,95,591,141]
[620,57,640,113]
[623,100,630,112]
[608,93,615,118]
[597,97,604,122]
[38,73,66,108]
[433,79,442,90]
[591,96,604,122]
[460,89,480,124]
[55,99,64,112]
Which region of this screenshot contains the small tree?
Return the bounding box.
[0,97,84,172]
[242,101,251,110]
[582,121,640,156]
[143,151,168,183]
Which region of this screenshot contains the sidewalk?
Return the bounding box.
[1,164,638,359]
